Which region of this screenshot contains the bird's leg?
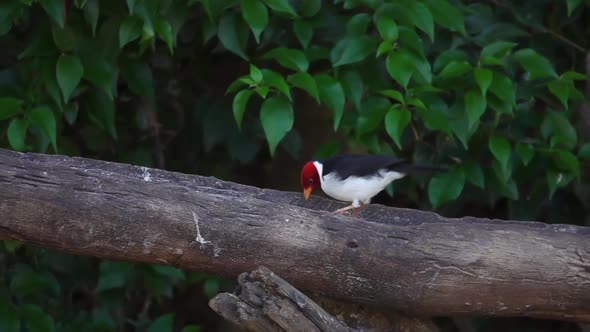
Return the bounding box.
[331,204,357,215]
[350,203,368,217]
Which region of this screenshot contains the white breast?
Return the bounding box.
[313,161,405,207]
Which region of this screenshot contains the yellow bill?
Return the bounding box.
[303,187,312,200]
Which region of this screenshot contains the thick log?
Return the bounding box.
[0,148,589,322]
[209,266,439,332]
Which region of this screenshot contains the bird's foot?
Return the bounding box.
[350,204,367,217]
[331,205,356,215]
[327,204,366,218]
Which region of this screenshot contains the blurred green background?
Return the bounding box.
[0,0,589,331]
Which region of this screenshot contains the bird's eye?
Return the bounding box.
[308,178,313,184]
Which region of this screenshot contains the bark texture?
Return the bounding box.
[0,149,589,322]
[208,266,439,332]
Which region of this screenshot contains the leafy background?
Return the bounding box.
[0,0,589,331]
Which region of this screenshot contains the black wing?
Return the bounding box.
[318,154,410,180]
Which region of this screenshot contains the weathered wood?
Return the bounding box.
[209,267,353,332]
[0,148,589,322]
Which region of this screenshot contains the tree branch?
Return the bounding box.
[0,148,589,322]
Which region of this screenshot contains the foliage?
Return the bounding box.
[0,0,589,331]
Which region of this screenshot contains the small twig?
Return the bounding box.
[139,291,152,319]
[487,0,586,53]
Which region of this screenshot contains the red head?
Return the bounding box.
[300,161,321,200]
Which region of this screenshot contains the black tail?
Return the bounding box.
[390,162,448,174]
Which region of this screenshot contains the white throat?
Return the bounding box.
[313,161,324,184]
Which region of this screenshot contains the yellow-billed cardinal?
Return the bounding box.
[300,153,445,216]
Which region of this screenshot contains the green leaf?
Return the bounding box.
[437,60,471,80]
[414,99,450,134]
[376,40,394,58]
[287,72,319,103]
[567,0,582,16]
[406,1,434,41]
[180,326,201,332]
[260,95,294,156]
[331,36,377,67]
[203,278,220,298]
[84,89,117,139]
[339,69,363,110]
[474,67,492,96]
[513,48,557,80]
[386,49,415,88]
[548,79,570,109]
[40,0,64,28]
[127,0,136,13]
[155,18,174,53]
[51,24,76,52]
[27,106,57,152]
[463,161,484,188]
[398,26,424,56]
[21,304,55,332]
[578,143,590,160]
[516,143,534,165]
[422,0,465,34]
[384,106,411,149]
[411,54,432,84]
[262,0,297,16]
[553,150,580,178]
[7,118,28,151]
[541,111,577,149]
[96,261,132,292]
[375,14,398,41]
[226,76,250,94]
[346,13,371,36]
[300,0,321,16]
[561,71,586,81]
[242,0,268,43]
[428,167,465,208]
[433,49,469,72]
[379,89,404,103]
[464,89,486,130]
[232,89,254,130]
[63,103,78,125]
[120,58,154,103]
[10,266,60,297]
[261,69,291,100]
[489,72,515,107]
[503,178,519,200]
[250,64,263,83]
[0,296,19,332]
[83,0,99,36]
[492,151,512,184]
[148,314,174,332]
[489,135,511,171]
[356,97,390,136]
[449,109,471,149]
[81,54,115,100]
[263,47,309,71]
[119,16,143,48]
[218,12,250,61]
[256,86,270,98]
[152,265,185,281]
[315,74,345,130]
[0,97,22,120]
[56,55,84,103]
[481,41,517,59]
[293,20,313,48]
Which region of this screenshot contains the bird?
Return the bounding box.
[300,153,446,217]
